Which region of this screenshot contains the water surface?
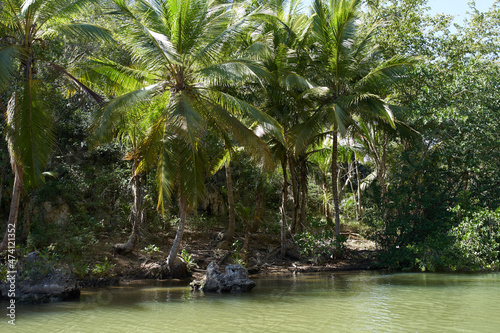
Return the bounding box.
[2,271,500,332]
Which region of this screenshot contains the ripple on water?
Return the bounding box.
[2,272,500,333]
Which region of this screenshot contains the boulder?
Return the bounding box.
[0,251,80,303]
[192,262,256,293]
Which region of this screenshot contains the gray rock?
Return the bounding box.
[0,251,80,303]
[194,262,256,293]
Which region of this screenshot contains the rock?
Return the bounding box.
[42,200,70,225]
[139,257,190,279]
[0,251,80,303]
[192,262,256,293]
[167,257,189,279]
[216,240,230,250]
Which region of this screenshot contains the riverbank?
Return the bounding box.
[77,230,379,286]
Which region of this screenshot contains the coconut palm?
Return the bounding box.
[0,0,112,252]
[92,0,282,269]
[295,0,416,237]
[242,0,313,255]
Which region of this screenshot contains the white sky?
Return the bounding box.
[428,0,495,23]
[300,0,495,20]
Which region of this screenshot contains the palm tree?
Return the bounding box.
[94,0,282,270]
[244,0,313,255]
[353,116,419,217]
[0,0,112,252]
[208,143,240,243]
[295,0,415,237]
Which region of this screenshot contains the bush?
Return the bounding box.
[450,206,500,270]
[295,231,347,262]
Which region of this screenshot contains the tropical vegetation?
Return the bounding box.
[1,0,499,274]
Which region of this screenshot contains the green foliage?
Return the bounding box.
[18,245,59,281]
[1,0,500,275]
[231,239,246,266]
[73,261,90,279]
[142,244,161,256]
[180,249,197,271]
[0,264,7,283]
[450,206,500,271]
[295,230,338,262]
[91,257,115,278]
[378,205,500,272]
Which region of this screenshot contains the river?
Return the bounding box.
[2,271,500,332]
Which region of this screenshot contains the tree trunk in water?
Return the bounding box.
[280,158,289,257]
[225,161,236,242]
[167,195,186,270]
[0,163,22,253]
[113,160,143,254]
[331,133,341,238]
[288,154,299,235]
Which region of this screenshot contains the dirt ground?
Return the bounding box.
[99,230,380,284]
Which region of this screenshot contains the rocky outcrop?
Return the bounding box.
[0,251,80,303]
[191,262,256,293]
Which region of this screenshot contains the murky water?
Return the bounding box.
[2,271,500,332]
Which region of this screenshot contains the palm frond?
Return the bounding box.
[198,59,271,85]
[325,102,349,135]
[48,23,115,43]
[91,83,161,143]
[354,55,418,93]
[210,90,285,146]
[0,45,20,91]
[8,81,55,188]
[83,57,157,95]
[209,149,231,176]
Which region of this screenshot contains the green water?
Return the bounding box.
[2,271,500,332]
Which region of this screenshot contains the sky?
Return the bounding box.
[427,0,494,23]
[300,0,496,21]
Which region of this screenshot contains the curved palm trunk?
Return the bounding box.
[225,161,236,242]
[167,195,186,270]
[113,160,143,254]
[331,133,341,238]
[280,158,289,257]
[0,163,22,252]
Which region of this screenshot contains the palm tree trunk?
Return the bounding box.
[331,132,341,238]
[280,158,289,257]
[225,161,236,242]
[21,198,32,242]
[167,195,186,269]
[298,156,307,234]
[113,160,143,254]
[251,176,264,233]
[347,160,358,221]
[355,159,362,220]
[0,163,22,252]
[288,154,299,234]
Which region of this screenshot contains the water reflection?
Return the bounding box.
[1,272,499,333]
